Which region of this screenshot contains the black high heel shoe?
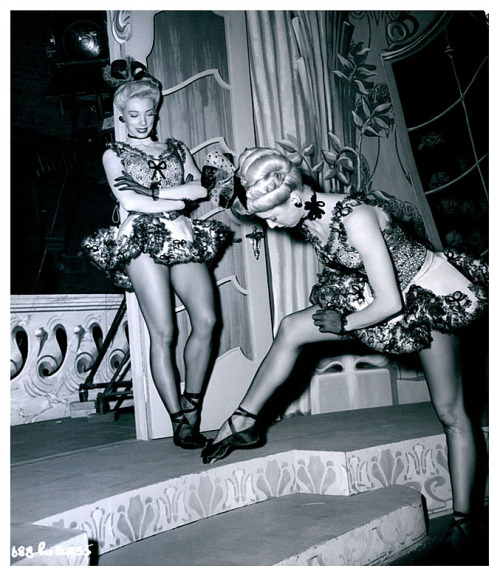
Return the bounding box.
[201,406,265,464]
[171,410,206,450]
[430,513,480,565]
[181,391,203,433]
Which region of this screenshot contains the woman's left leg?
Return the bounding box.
[170,262,217,427]
[205,305,344,457]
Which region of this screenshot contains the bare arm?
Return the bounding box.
[314,204,402,334]
[111,144,207,203]
[103,148,185,214]
[155,143,207,201]
[342,205,402,330]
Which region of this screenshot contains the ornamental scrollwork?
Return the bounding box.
[385,12,420,47]
[110,10,132,45]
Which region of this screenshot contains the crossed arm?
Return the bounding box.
[103,144,207,214]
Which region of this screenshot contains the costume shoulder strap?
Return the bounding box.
[164,138,187,163]
[106,141,128,157]
[332,192,364,223]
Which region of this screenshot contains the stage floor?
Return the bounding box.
[11,403,445,525]
[10,403,489,566]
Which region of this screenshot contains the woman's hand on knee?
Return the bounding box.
[312,308,345,334]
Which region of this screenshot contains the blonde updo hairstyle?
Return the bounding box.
[114,75,161,113]
[237,148,303,214]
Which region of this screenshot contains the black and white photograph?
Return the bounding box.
[9,6,490,568]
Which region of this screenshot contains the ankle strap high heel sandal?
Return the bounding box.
[201,406,265,464]
[171,410,206,450]
[181,391,203,432]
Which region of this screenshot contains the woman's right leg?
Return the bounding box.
[211,305,344,443]
[126,254,180,415]
[418,331,477,517]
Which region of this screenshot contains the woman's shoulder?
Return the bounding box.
[103,144,122,163]
[163,137,187,162]
[328,191,365,218]
[104,141,130,157]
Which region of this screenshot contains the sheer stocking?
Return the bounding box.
[126,254,180,415]
[419,331,477,515]
[213,305,344,443]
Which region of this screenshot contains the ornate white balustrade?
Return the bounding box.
[10,293,430,427]
[10,295,129,425]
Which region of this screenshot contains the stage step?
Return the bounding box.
[11,523,91,566]
[13,404,458,565]
[98,485,426,566]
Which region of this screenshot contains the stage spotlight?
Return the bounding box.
[62,20,106,61]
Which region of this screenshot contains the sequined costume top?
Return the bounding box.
[110,139,186,191]
[303,194,428,291]
[305,192,488,354]
[82,139,231,291]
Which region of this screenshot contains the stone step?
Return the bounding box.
[13,405,454,564]
[27,406,452,559]
[98,485,426,566]
[11,523,91,566]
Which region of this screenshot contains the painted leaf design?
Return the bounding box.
[312,160,325,173]
[333,70,349,82]
[353,79,369,95]
[353,47,371,65]
[356,66,377,79]
[327,132,342,152]
[288,152,303,165]
[276,140,297,153]
[373,102,393,115]
[361,98,371,117]
[303,143,315,156]
[363,125,383,137]
[354,46,371,57]
[337,172,350,185]
[338,157,354,171]
[337,54,354,71]
[352,111,365,128]
[374,116,390,130]
[322,149,338,164]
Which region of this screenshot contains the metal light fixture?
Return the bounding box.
[62,20,106,61]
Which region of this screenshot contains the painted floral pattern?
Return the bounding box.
[33,434,455,562]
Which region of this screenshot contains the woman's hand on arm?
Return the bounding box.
[114,172,151,196]
[340,205,402,331]
[153,144,207,201]
[161,142,209,200]
[103,149,184,214]
[312,309,346,334]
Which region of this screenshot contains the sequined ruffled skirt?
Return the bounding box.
[309,249,488,354]
[82,212,232,291]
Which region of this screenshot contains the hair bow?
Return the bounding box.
[103,56,148,87]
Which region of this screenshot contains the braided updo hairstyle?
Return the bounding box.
[237,148,303,214]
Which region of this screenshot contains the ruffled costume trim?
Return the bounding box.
[83,215,232,291]
[308,192,488,354]
[81,139,233,291]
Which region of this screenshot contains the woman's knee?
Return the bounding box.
[276,313,305,348]
[148,326,176,349]
[191,311,217,339]
[433,399,469,431]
